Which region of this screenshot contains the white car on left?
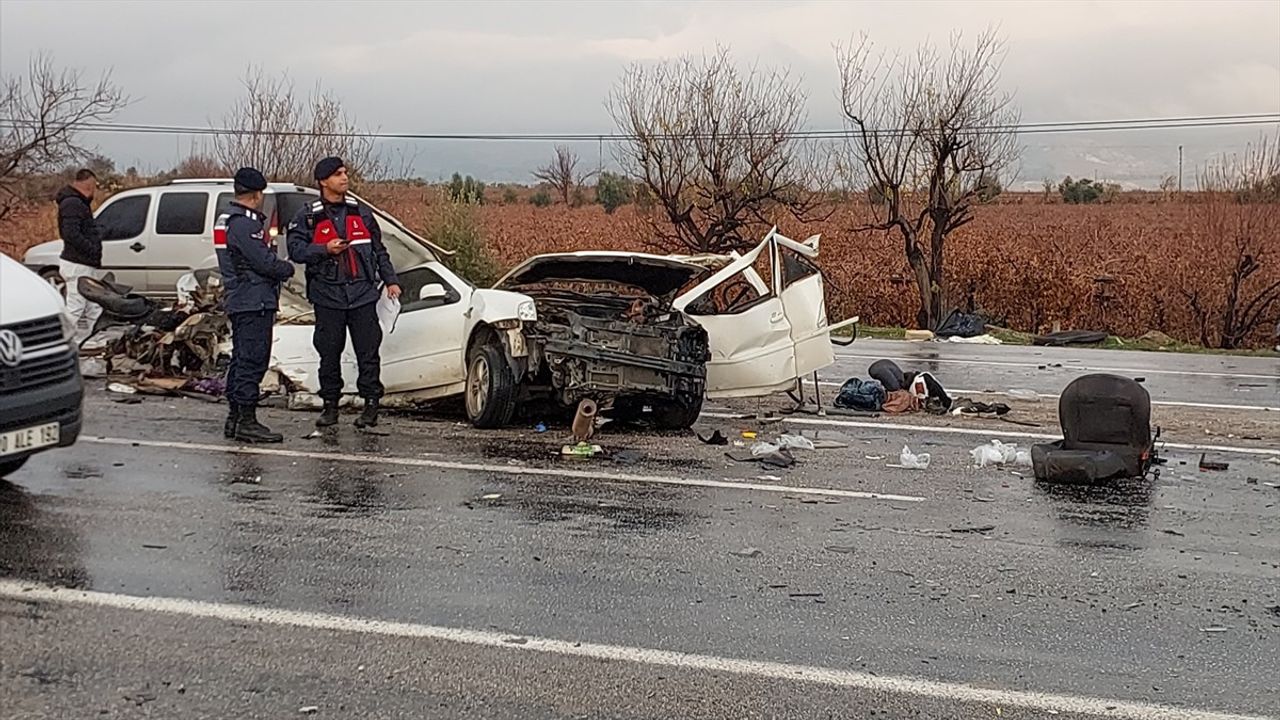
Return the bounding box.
[0,253,84,478]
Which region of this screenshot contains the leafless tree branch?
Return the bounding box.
[837,30,1020,329]
[0,53,129,221]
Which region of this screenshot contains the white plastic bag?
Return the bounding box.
[750,442,782,457]
[1007,388,1040,402]
[971,440,1026,468]
[1015,450,1033,467]
[777,434,816,451]
[899,445,931,470]
[376,287,401,335]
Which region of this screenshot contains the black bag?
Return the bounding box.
[1032,374,1154,483]
[935,310,987,338]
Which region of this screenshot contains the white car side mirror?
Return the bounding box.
[418,283,447,301]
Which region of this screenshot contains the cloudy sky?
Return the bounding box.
[2,0,1277,186]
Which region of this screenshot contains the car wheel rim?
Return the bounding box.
[467,355,489,416]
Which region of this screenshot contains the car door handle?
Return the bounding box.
[770,311,785,323]
[129,242,146,253]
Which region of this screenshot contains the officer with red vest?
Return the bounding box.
[216,167,295,443]
[287,157,401,429]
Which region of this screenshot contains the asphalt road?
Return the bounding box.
[826,340,1280,410]
[3,371,1278,720]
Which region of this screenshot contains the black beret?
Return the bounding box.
[313,156,345,182]
[233,167,267,191]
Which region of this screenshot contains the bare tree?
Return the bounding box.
[608,46,829,254]
[0,54,128,221]
[533,146,594,205]
[838,31,1021,330]
[210,67,382,185]
[1180,134,1280,349]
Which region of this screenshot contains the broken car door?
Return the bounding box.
[377,263,469,395]
[673,237,797,398]
[775,233,838,379]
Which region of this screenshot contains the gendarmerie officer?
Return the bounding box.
[286,157,401,429]
[216,167,295,443]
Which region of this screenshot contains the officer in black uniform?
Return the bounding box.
[216,167,296,443]
[287,157,401,429]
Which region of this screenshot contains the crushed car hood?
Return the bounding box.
[495,252,708,300]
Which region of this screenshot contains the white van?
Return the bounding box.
[0,254,83,477]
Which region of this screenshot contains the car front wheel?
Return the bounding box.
[465,342,518,429]
[40,268,67,299]
[655,395,704,430]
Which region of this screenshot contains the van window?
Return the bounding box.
[98,195,150,241]
[156,192,209,235]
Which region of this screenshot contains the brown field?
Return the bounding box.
[4,184,1277,348]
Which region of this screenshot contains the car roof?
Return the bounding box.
[162,179,316,193]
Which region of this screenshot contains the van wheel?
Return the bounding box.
[655,395,704,430]
[0,456,29,478]
[465,343,517,429]
[40,268,66,299]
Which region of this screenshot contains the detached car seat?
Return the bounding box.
[1031,374,1155,483]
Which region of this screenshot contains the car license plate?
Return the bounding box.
[0,423,60,457]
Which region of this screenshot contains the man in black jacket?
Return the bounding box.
[56,169,104,344]
[287,157,401,429]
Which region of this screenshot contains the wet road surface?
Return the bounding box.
[828,340,1280,410]
[2,384,1278,720]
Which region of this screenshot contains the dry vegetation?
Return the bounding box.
[2,183,1277,347]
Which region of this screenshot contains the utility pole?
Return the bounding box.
[1178,145,1183,193]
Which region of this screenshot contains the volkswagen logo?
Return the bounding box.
[0,329,22,368]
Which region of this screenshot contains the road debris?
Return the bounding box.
[697,430,729,446]
[730,547,762,558]
[1198,454,1230,472]
[950,525,997,534]
[970,440,1032,468]
[1199,626,1230,633]
[824,545,856,554]
[561,442,603,458]
[481,494,502,501]
[888,446,930,470]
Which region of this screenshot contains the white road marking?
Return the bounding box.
[809,381,1280,413]
[83,436,924,503]
[0,581,1268,720]
[833,351,1280,381]
[701,413,1280,458]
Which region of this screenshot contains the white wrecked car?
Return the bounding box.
[271,226,856,428]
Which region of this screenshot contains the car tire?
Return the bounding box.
[40,268,67,299]
[655,395,704,430]
[465,342,518,429]
[0,455,30,478]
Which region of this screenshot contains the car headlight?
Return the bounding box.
[517,301,538,322]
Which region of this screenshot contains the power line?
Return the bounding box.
[0,113,1276,142]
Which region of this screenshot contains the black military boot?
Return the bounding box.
[354,398,380,428]
[316,402,339,428]
[234,405,283,444]
[223,402,240,439]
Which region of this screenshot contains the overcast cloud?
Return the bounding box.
[2,0,1277,186]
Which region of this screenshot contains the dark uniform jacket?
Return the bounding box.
[286,196,399,310]
[214,202,295,314]
[56,186,102,267]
